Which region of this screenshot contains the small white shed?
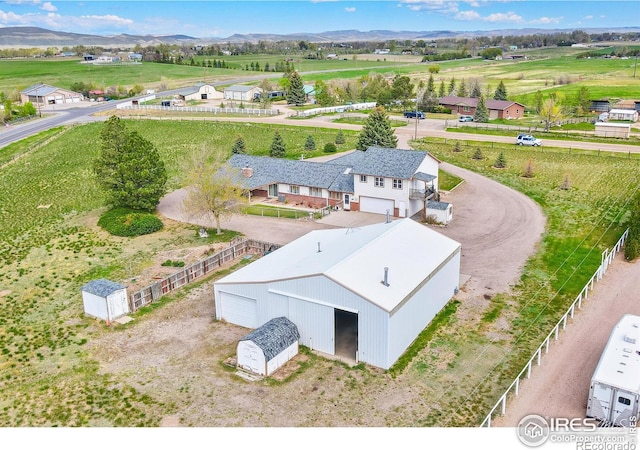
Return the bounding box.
[81,279,129,323]
[595,122,631,138]
[426,200,453,225]
[237,317,300,376]
[608,109,638,122]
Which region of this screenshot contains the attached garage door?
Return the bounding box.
[219,292,257,328]
[360,196,394,215]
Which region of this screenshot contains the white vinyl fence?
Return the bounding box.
[480,228,629,427]
[117,104,279,116]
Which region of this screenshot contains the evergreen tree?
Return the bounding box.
[470,81,482,98]
[473,95,489,123]
[335,130,345,145]
[452,141,462,152]
[494,80,508,101]
[93,116,167,211]
[522,159,535,178]
[231,135,246,154]
[624,191,640,260]
[304,135,316,151]
[458,79,468,97]
[472,148,484,160]
[448,77,456,95]
[426,74,435,96]
[559,173,572,190]
[356,106,398,151]
[438,80,446,98]
[287,71,306,106]
[270,131,286,157]
[494,151,507,168]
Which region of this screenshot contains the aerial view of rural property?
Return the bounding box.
[1,0,639,447]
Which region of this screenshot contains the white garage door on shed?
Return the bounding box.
[218,292,257,328]
[359,197,394,215]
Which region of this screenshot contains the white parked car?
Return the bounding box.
[516,134,542,146]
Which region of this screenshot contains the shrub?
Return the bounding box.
[493,151,507,168]
[323,143,337,153]
[161,259,185,267]
[335,130,345,145]
[452,141,462,152]
[471,148,484,160]
[97,208,163,237]
[522,158,536,178]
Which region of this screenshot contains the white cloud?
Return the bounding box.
[455,10,481,21]
[530,16,562,25]
[584,15,593,20]
[79,14,134,27]
[401,0,459,14]
[0,9,134,31]
[40,2,57,12]
[344,7,356,13]
[483,11,524,23]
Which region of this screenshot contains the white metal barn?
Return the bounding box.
[214,218,461,370]
[81,279,129,323]
[587,314,640,426]
[237,316,300,376]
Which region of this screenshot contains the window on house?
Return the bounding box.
[310,187,322,197]
[393,179,403,189]
[360,175,367,183]
[289,185,300,194]
[374,177,384,188]
[329,192,343,200]
[463,106,471,112]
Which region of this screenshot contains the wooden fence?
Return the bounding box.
[128,238,280,312]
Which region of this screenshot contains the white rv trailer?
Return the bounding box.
[586,314,640,426]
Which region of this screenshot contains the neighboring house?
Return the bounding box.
[303,85,316,102]
[608,109,638,122]
[223,85,263,102]
[438,96,525,120]
[20,83,84,105]
[228,146,442,218]
[177,82,224,102]
[214,218,462,369]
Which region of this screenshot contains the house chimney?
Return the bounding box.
[381,267,390,287]
[241,164,253,178]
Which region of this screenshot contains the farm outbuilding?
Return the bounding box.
[223,85,262,102]
[237,317,300,376]
[587,314,640,426]
[81,279,129,323]
[595,122,631,138]
[426,200,453,225]
[608,109,638,122]
[177,82,224,102]
[20,83,84,106]
[214,218,461,370]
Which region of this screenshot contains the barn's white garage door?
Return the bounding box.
[360,197,394,215]
[219,292,257,328]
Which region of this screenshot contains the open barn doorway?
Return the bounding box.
[334,309,358,361]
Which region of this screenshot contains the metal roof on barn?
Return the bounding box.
[81,279,126,297]
[239,317,300,361]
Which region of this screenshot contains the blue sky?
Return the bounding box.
[0,0,638,38]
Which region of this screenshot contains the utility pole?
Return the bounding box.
[414,88,426,141]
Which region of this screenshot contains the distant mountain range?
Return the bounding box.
[1,26,640,47]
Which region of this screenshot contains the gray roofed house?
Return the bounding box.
[438,95,525,119]
[226,146,444,219]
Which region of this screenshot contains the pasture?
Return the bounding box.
[0,116,637,425]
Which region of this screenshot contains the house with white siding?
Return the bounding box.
[228,146,445,219]
[214,218,461,369]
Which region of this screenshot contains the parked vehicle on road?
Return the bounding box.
[516,134,543,146]
[404,111,425,119]
[458,115,473,122]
